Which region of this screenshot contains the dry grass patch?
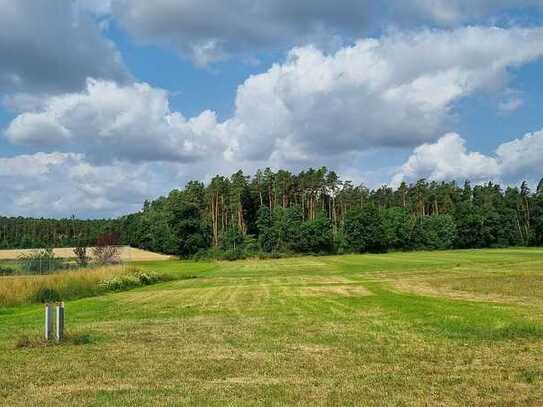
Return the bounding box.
[392,272,543,305]
[0,265,152,307]
[298,284,372,297]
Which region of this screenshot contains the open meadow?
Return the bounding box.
[1,248,543,405]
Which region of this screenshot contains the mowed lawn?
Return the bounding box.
[1,249,543,406]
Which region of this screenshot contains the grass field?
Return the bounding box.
[1,248,543,406]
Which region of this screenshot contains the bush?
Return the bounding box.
[383,208,415,251]
[135,271,161,285]
[0,265,16,276]
[99,270,162,291]
[92,245,121,265]
[410,215,457,250]
[344,206,387,253]
[99,275,140,291]
[73,246,89,267]
[289,215,334,254]
[33,287,62,303]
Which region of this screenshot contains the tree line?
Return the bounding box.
[1,168,543,258]
[0,216,121,250]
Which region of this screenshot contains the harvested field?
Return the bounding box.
[2,249,543,406]
[0,247,172,262]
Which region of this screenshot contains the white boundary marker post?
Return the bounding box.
[45,303,52,341]
[56,302,64,342]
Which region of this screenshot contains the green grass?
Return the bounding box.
[1,248,543,405]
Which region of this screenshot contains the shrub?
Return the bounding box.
[383,208,415,251]
[99,275,140,291]
[135,271,161,285]
[99,270,162,291]
[33,287,62,303]
[0,265,16,276]
[92,246,121,265]
[410,215,457,250]
[73,246,89,267]
[344,206,387,253]
[92,234,121,265]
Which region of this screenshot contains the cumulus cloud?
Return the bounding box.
[6,79,225,163]
[496,129,543,178]
[391,133,500,185]
[0,0,128,93]
[392,130,543,186]
[0,152,184,218]
[109,0,543,65]
[7,27,543,167]
[222,26,543,162]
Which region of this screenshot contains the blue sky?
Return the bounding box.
[1,1,543,218]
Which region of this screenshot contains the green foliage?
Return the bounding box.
[533,194,543,246]
[220,225,245,251]
[383,208,414,250]
[99,271,162,291]
[170,201,209,257]
[411,214,457,250]
[256,206,278,252]
[344,206,387,253]
[135,271,161,285]
[33,287,62,303]
[288,213,333,254]
[99,275,140,291]
[0,265,16,276]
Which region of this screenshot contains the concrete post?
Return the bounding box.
[56,302,64,342]
[45,303,52,341]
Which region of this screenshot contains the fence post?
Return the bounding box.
[56,302,64,342]
[44,303,52,341]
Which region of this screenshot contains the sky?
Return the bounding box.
[1,0,543,219]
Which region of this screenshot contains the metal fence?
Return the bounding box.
[0,246,132,276]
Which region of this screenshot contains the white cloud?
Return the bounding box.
[221,26,543,162]
[0,152,185,218]
[6,79,225,163]
[391,133,500,186]
[392,130,543,186]
[6,26,543,168]
[496,129,543,178]
[0,0,128,93]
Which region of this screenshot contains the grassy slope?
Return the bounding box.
[1,249,543,406]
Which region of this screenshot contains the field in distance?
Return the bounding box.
[1,248,543,406]
[0,246,172,262]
